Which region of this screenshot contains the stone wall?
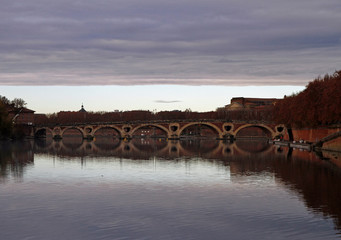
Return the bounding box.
[322,137,341,152]
[291,127,340,142]
[285,126,341,152]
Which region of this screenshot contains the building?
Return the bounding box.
[55,104,88,124]
[79,104,87,113]
[5,106,35,137]
[7,106,35,125]
[225,97,278,111]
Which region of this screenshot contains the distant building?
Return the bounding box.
[225,97,278,111]
[55,104,88,124]
[34,114,49,125]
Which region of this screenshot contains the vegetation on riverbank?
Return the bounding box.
[0,96,27,139]
[0,100,12,139]
[274,70,341,128]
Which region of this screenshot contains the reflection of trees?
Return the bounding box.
[0,141,34,181]
[272,150,341,231]
[229,146,341,231]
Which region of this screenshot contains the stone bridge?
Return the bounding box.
[34,120,286,140]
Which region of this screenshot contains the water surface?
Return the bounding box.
[1,138,341,240]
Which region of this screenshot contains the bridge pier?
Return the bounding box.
[84,135,94,140]
[168,134,180,140]
[120,135,132,140]
[52,134,62,140]
[219,134,235,141]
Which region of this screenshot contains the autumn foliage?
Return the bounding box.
[274,70,341,128]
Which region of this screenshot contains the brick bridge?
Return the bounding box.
[34,120,286,140]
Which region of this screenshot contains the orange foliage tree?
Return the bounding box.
[274,70,341,128]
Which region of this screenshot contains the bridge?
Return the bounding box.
[34,120,286,140]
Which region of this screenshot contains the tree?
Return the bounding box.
[273,70,341,127]
[0,95,10,105]
[11,98,27,108]
[0,101,12,138]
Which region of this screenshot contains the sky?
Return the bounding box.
[0,0,340,113]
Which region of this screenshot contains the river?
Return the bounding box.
[1,138,341,240]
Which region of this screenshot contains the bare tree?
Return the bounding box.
[11,98,27,108]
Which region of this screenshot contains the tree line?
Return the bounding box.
[273,70,341,128]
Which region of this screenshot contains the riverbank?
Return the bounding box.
[269,139,312,151]
[281,125,341,152]
[268,139,341,170]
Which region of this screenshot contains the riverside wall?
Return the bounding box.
[285,126,341,152]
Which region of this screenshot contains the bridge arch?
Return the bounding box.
[130,124,170,138]
[35,127,53,138]
[179,122,223,138]
[228,141,274,155]
[60,126,86,138]
[233,124,275,138]
[93,125,122,138]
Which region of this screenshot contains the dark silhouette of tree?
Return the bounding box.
[11,98,27,108]
[0,98,12,138]
[0,96,10,105]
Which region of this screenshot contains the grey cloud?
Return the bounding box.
[0,0,340,86]
[154,100,182,104]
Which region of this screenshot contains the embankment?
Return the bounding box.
[284,125,341,152]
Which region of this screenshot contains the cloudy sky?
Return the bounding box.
[0,0,340,113]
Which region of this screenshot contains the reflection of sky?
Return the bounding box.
[1,85,304,113]
[30,155,232,185]
[1,154,338,239]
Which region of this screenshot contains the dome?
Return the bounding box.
[79,104,87,112]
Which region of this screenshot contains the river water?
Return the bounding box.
[1,138,341,240]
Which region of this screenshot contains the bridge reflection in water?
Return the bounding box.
[1,138,341,235]
[33,137,277,160]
